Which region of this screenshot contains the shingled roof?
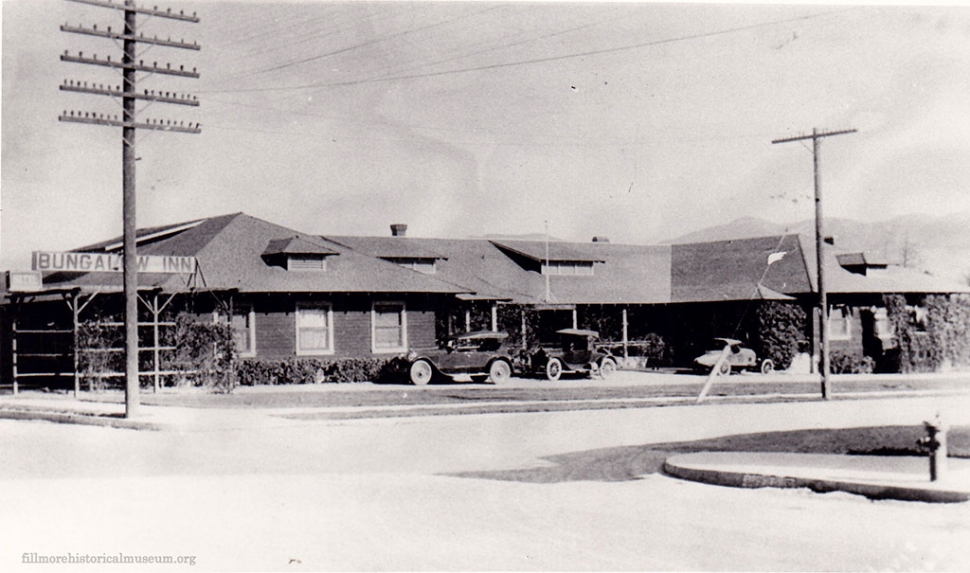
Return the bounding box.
[27,213,970,302]
[41,214,466,295]
[329,236,671,305]
[670,234,812,303]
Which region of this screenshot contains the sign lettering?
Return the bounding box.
[31,251,197,274]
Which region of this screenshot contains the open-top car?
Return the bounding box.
[406,330,514,386]
[693,337,774,375]
[531,328,617,381]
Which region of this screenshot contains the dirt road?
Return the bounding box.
[1,394,969,570]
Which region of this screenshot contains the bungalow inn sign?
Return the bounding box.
[32,251,197,274]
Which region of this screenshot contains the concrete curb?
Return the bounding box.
[664,453,969,504]
[0,407,168,431]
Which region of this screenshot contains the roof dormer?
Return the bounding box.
[262,236,338,271]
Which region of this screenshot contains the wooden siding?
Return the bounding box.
[244,293,440,359]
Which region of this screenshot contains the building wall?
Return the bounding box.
[243,293,439,359]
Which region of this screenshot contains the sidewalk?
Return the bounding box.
[664,451,970,503]
[0,394,289,432]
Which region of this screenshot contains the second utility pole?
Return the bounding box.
[772,127,856,399]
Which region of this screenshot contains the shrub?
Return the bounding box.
[234,356,409,386]
[162,315,236,392]
[77,317,124,392]
[830,350,875,374]
[755,302,807,370]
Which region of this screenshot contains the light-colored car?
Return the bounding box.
[693,337,774,375]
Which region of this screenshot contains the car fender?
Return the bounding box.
[486,356,514,373]
[409,355,444,375]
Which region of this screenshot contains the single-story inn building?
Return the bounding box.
[3,212,968,389]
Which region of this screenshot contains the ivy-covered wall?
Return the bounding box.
[885,294,970,373]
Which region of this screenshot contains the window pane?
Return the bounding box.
[374,307,402,327]
[375,327,402,348]
[300,328,330,351]
[297,305,331,352]
[299,308,329,328]
[374,304,404,349]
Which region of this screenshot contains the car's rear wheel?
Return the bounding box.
[718,361,731,376]
[489,360,512,385]
[409,360,433,386]
[599,357,617,379]
[760,359,774,375]
[546,358,563,381]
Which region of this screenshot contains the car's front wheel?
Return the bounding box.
[409,359,433,386]
[599,357,617,379]
[489,360,512,385]
[546,358,563,381]
[760,359,774,375]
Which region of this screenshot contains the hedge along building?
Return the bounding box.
[3,212,969,391]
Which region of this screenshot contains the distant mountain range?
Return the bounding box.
[665,214,970,284]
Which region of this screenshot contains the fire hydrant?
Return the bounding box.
[916,415,948,482]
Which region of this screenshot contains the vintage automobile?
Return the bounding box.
[531,328,618,381]
[693,337,774,375]
[406,330,514,386]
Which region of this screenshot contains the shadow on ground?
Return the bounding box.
[450,425,970,483]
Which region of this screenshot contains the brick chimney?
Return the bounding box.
[390,224,408,237]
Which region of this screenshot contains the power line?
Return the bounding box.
[355,7,633,87]
[200,7,856,95]
[241,5,503,79]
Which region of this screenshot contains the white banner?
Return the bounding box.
[32,251,197,274]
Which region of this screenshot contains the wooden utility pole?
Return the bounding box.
[60,0,200,418]
[772,128,856,399]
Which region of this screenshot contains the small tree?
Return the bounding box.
[754,301,807,370]
[163,315,236,392]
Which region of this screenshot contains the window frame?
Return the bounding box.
[295,302,335,356]
[287,254,327,272]
[827,305,852,341]
[541,260,595,276]
[371,301,408,354]
[213,304,256,358]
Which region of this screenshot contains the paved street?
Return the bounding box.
[2,392,970,571]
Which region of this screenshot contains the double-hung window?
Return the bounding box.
[372,302,407,353]
[296,303,334,355]
[215,304,256,357]
[828,305,852,341]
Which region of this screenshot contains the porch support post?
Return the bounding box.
[152,293,161,394]
[72,292,80,399]
[491,303,498,332]
[572,308,578,329]
[11,310,18,396]
[622,307,629,359]
[465,309,471,332]
[521,308,528,351]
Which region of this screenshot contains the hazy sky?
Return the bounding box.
[3,0,970,270]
